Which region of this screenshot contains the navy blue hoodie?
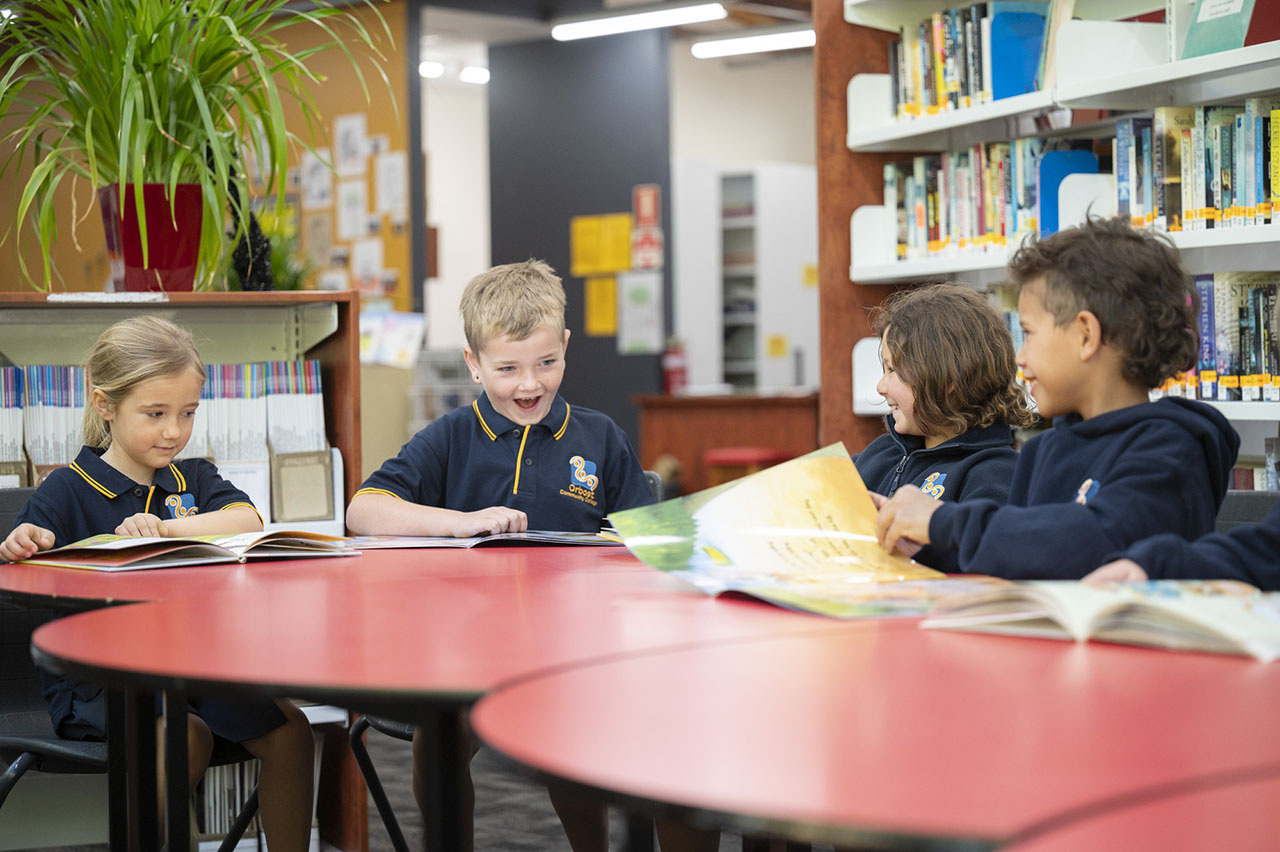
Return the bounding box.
[1117,502,1280,589]
[928,397,1239,580]
[854,417,1018,571]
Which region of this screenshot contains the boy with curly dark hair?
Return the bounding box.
[874,217,1240,579]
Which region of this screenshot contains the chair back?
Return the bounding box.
[644,470,663,502]
[0,487,36,538]
[1215,489,1280,534]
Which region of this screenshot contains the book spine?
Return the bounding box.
[1234,113,1245,227]
[1153,108,1168,230]
[979,10,993,104]
[964,10,978,108]
[1116,119,1133,220]
[1192,107,1206,230]
[1180,128,1193,233]
[1215,272,1240,401]
[1196,275,1216,400]
[1272,109,1280,220]
[1141,123,1154,226]
[1245,97,1257,222]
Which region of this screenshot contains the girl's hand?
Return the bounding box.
[115,513,168,538]
[1,524,56,562]
[450,506,528,538]
[875,486,941,554]
[1082,559,1149,586]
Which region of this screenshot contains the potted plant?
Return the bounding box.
[0,0,390,291]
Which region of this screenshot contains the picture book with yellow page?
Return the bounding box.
[607,443,1006,618]
[21,530,354,572]
[922,579,1280,662]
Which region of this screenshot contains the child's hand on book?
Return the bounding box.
[1,523,55,562]
[1082,559,1149,586]
[875,486,940,555]
[450,506,528,538]
[115,513,169,538]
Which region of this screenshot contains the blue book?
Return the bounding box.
[1037,149,1099,236]
[1140,124,1154,225]
[1196,275,1216,400]
[988,7,1047,100]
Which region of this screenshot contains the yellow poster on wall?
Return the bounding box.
[571,213,632,276]
[584,276,618,336]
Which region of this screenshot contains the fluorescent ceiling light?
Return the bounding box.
[458,65,490,85]
[691,26,815,58]
[552,2,726,42]
[419,60,445,78]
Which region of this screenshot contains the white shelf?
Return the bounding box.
[722,216,756,229]
[1202,401,1280,421]
[847,91,1055,153]
[1055,40,1280,110]
[850,250,1012,285]
[723,263,756,276]
[845,0,1170,33]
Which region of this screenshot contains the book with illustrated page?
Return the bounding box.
[344,530,623,549]
[922,579,1280,662]
[607,443,1008,618]
[21,530,354,571]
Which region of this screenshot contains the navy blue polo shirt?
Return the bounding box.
[16,445,258,548]
[356,392,654,531]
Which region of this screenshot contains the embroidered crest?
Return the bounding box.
[920,472,947,499]
[561,455,600,508]
[1074,478,1100,505]
[164,493,199,518]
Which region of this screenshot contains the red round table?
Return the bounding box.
[21,546,865,852]
[471,625,1280,848]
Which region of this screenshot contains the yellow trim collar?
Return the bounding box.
[70,462,117,499]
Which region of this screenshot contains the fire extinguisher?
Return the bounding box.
[662,337,687,395]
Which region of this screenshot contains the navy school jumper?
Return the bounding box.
[854,416,1018,571]
[1116,501,1280,590]
[927,397,1240,580]
[356,392,655,530]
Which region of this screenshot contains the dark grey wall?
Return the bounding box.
[488,31,671,444]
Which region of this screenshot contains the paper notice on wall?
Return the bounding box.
[334,114,367,177]
[617,270,662,355]
[337,181,368,240]
[376,151,408,214]
[301,148,332,209]
[585,277,618,336]
[303,214,332,271]
[571,213,632,277]
[351,238,383,291]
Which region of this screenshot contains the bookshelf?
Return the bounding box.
[674,161,820,392]
[825,2,1280,449]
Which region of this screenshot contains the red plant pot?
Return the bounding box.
[98,183,203,292]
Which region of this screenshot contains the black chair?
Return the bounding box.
[350,471,665,852]
[0,487,259,848]
[1214,489,1280,534]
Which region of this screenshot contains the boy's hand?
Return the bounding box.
[451,506,528,538]
[115,513,168,538]
[1,524,55,562]
[876,487,941,554]
[1082,559,1149,585]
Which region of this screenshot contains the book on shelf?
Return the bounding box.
[1181,0,1280,60]
[343,530,624,549]
[20,530,353,571]
[922,579,1280,662]
[1153,106,1195,231]
[607,444,1008,619]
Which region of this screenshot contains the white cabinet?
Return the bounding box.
[674,160,819,392]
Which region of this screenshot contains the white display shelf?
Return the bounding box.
[722,216,756,229]
[844,0,1168,33]
[1055,40,1280,110]
[1202,401,1280,422]
[850,251,1011,285]
[847,90,1054,153]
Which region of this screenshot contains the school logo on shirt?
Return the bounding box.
[560,455,600,507]
[1074,478,1100,505]
[920,472,947,499]
[164,493,199,518]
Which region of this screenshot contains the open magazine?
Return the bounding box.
[922,579,1280,662]
[21,530,354,572]
[607,443,1007,618]
[344,530,623,549]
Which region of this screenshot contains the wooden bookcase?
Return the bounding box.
[820,0,1280,455]
[0,289,366,851]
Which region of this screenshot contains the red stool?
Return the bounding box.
[703,446,795,487]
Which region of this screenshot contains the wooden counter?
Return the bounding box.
[633,393,820,494]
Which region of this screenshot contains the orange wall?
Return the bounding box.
[0,0,410,304]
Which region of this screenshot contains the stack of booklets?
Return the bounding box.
[19,530,354,571]
[607,443,1005,618]
[922,579,1280,662]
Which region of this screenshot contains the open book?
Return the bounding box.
[922,580,1280,662]
[344,531,623,549]
[607,443,1008,618]
[21,530,354,572]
